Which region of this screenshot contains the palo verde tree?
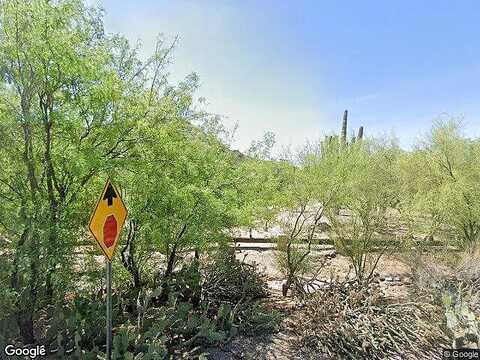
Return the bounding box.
[327,138,402,284]
[272,139,351,296]
[401,119,480,249]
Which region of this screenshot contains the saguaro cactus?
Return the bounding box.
[341,110,348,144]
[321,110,364,153]
[358,126,364,140]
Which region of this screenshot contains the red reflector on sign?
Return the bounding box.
[103,215,117,248]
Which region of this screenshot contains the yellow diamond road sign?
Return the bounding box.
[88,179,128,261]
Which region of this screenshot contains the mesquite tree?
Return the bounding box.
[0,0,135,342]
[118,116,244,302]
[0,0,196,342]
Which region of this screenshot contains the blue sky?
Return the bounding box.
[97,0,480,152]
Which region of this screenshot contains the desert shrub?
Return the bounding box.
[134,298,228,358]
[38,288,231,358]
[275,234,315,294]
[401,119,480,250]
[41,295,111,355]
[272,140,346,297]
[275,240,313,277]
[41,296,216,358]
[28,247,277,358]
[294,280,449,359]
[275,241,330,299]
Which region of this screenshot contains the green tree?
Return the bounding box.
[272,140,350,296]
[327,139,401,284]
[117,116,244,301]
[0,0,180,342]
[402,119,480,249]
[0,0,284,352]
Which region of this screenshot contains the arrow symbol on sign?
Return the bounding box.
[103,183,117,206]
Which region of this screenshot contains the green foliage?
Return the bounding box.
[0,0,178,343]
[238,303,281,336]
[247,131,276,160]
[2,0,479,358]
[327,139,402,283]
[400,118,480,249]
[275,236,313,277]
[43,296,107,352]
[117,118,244,287]
[271,140,352,295]
[0,0,254,347]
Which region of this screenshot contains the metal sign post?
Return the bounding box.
[88,179,128,360]
[106,260,112,360]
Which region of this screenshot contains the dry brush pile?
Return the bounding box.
[202,248,281,336]
[292,279,449,359]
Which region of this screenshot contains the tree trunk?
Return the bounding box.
[41,95,60,303]
[282,276,293,297]
[164,243,177,279]
[15,104,40,344]
[18,312,35,345]
[121,220,142,290]
[191,249,201,307]
[154,243,178,305]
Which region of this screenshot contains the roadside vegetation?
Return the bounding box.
[0,1,479,359]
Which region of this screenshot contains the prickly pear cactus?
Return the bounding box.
[141,340,168,359]
[443,289,480,348]
[112,328,132,359]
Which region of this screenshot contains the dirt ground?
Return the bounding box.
[236,247,412,299]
